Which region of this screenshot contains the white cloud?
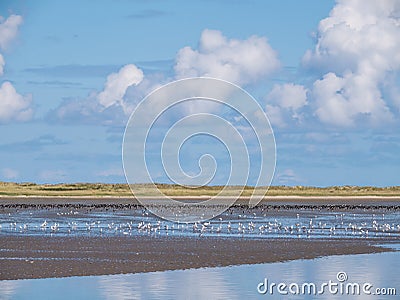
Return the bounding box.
[303,0,400,75]
[265,83,308,127]
[0,15,32,124]
[51,30,282,125]
[50,64,163,125]
[265,104,286,128]
[97,64,144,111]
[303,0,400,126]
[267,83,308,110]
[0,14,23,50]
[174,29,280,85]
[2,168,18,179]
[0,82,33,123]
[313,72,392,126]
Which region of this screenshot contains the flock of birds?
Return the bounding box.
[2,208,400,239]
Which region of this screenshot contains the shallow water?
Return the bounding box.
[1,206,400,240]
[1,246,399,300]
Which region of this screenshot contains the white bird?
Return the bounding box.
[238,223,245,234]
[40,220,47,228]
[51,223,59,231]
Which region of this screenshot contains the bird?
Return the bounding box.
[50,223,59,231]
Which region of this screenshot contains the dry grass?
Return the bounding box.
[0,182,399,197]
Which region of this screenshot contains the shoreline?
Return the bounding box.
[0,235,395,281]
[0,195,399,206]
[1,196,399,281]
[2,195,400,198]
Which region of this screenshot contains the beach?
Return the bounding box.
[1,196,399,281]
[0,235,393,280]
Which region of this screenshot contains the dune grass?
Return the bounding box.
[0,181,399,197]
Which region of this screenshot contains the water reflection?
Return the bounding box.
[1,248,399,299]
[1,207,400,240]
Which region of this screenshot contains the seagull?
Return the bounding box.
[51,223,59,231]
[40,220,48,228]
[199,224,207,237]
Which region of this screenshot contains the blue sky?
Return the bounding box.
[0,0,399,186]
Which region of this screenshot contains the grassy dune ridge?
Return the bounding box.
[0,182,399,197]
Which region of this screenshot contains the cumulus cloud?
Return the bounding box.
[174,29,280,85]
[303,0,400,126]
[0,14,23,50]
[49,64,157,125]
[267,83,308,110]
[0,82,33,123]
[0,14,32,124]
[265,83,308,127]
[312,72,392,126]
[97,64,144,111]
[51,30,281,125]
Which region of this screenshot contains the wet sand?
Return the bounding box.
[1,197,399,280]
[0,235,393,280]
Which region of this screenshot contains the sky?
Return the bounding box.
[0,0,399,187]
